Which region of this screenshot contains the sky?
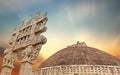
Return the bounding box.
[0,0,120,74]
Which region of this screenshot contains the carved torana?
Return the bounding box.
[0,11,48,75]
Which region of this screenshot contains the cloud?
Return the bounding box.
[0,0,43,13]
[64,0,120,37]
[0,0,54,13]
[65,1,104,24]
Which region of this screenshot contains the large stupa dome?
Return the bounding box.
[40,41,120,68]
[34,42,120,75]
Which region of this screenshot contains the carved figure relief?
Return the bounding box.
[22,45,33,62]
[3,49,16,68]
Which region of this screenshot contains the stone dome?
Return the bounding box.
[40,41,120,68]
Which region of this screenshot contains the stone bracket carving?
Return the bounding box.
[2,48,17,69]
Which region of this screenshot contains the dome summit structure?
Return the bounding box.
[33,41,120,75]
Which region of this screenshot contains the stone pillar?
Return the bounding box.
[19,61,33,75]
[0,67,13,75]
[0,48,16,75]
[19,44,42,75]
[19,45,33,75]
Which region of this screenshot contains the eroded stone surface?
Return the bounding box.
[0,12,48,75]
[34,42,120,75]
[40,42,120,68]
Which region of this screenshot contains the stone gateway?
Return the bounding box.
[0,12,48,75]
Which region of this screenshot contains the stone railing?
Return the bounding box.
[34,65,120,75]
